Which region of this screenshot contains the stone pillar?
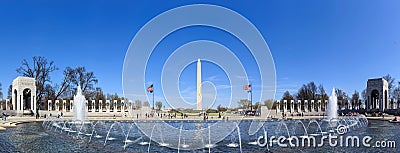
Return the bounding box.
[92,100,95,112]
[13,92,18,111]
[304,100,308,112]
[283,100,287,114]
[324,100,328,112]
[70,100,74,112]
[310,100,315,112]
[317,100,321,112]
[391,99,394,109]
[55,100,60,111]
[276,100,280,113]
[121,100,125,112]
[85,100,89,112]
[19,94,22,111]
[63,100,67,111]
[296,100,301,112]
[48,100,52,111]
[129,100,133,111]
[113,100,117,112]
[12,97,15,111]
[378,98,381,111]
[99,100,103,112]
[6,99,10,110]
[30,95,34,112]
[106,100,110,112]
[290,100,294,113]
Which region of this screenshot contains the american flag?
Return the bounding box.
[147,84,153,93]
[243,84,251,92]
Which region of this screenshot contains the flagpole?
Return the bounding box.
[250,84,252,112]
[152,91,154,110]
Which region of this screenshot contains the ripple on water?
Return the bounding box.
[1,119,400,152]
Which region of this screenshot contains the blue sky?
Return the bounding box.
[0,1,399,108]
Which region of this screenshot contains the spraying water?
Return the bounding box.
[73,85,87,121]
[327,88,338,120]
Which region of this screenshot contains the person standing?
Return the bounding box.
[2,112,5,122]
[36,109,40,119]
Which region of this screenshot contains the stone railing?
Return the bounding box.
[275,100,328,113]
[0,99,136,112]
[45,99,133,112]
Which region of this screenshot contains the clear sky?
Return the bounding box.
[0,0,399,108]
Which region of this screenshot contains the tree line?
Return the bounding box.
[236,74,400,110]
[5,56,124,109]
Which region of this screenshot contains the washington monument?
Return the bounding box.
[196,58,202,110]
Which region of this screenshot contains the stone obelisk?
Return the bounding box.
[196,58,202,110]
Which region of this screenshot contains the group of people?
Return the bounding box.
[347,112,360,116]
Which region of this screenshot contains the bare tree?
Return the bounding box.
[143,101,150,107]
[217,104,227,112]
[281,91,294,101]
[7,85,12,99]
[361,89,367,101]
[53,67,76,99]
[135,100,142,109]
[307,82,317,100]
[253,102,261,110]
[264,99,274,109]
[281,90,294,109]
[155,101,163,110]
[72,67,98,93]
[0,82,3,99]
[43,84,56,100]
[16,56,58,104]
[393,82,400,101]
[94,87,105,101]
[238,99,251,109]
[296,82,319,100]
[351,90,360,108]
[318,84,328,100]
[296,84,310,100]
[335,88,348,108]
[383,74,395,97]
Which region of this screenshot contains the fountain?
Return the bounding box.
[327,88,338,120]
[73,85,87,121]
[39,85,368,152]
[40,114,369,152]
[307,120,324,136]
